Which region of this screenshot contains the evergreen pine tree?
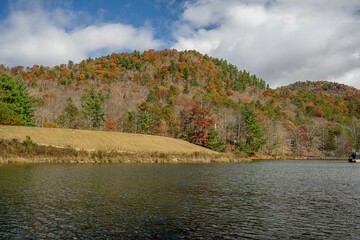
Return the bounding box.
[57,97,83,128]
[140,110,150,133]
[81,89,105,128]
[240,104,266,155]
[125,111,137,133]
[206,128,224,151]
[0,73,34,126]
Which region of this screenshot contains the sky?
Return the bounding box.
[0,0,359,89]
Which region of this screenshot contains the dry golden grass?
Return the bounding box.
[0,125,217,154]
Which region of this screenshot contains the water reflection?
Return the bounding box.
[0,161,360,239]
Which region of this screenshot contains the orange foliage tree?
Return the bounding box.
[105,115,117,130]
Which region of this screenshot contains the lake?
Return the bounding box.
[0,160,359,239]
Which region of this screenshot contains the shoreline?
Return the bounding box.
[252,156,347,161]
[0,153,251,164]
[1,153,347,165]
[0,138,250,164]
[0,158,251,164]
[0,138,347,164]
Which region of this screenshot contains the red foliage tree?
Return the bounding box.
[184,104,214,145]
[299,125,309,142]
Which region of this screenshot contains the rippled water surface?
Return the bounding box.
[1,160,360,239]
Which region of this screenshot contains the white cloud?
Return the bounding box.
[2,0,360,90]
[0,2,163,67]
[173,0,360,89]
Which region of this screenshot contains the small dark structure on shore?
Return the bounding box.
[348,152,360,163]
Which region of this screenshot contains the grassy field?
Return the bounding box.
[0,125,216,154]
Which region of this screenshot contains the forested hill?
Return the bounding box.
[0,49,359,157]
[270,81,360,121]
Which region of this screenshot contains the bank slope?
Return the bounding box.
[0,125,216,154]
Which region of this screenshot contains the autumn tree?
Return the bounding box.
[105,115,117,131]
[183,104,214,145]
[291,125,310,156]
[154,118,169,136]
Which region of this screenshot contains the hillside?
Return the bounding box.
[272,81,360,121]
[1,49,359,158]
[0,125,216,154]
[260,81,360,157]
